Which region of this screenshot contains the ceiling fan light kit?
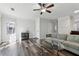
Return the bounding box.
[33,3,54,15]
[41,8,46,12]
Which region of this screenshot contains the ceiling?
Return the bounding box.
[0,3,79,19]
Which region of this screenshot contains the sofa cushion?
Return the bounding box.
[63,41,79,50]
[45,37,57,43]
[57,34,67,40]
[67,35,79,43]
[52,34,57,38]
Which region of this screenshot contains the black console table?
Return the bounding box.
[21,32,29,40]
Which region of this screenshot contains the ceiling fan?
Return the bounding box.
[33,3,54,15]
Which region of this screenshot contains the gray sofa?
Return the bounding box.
[41,34,79,55]
[63,35,79,55]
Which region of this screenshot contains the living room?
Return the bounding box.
[0,3,79,56]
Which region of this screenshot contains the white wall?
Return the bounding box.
[71,15,79,31]
[58,16,71,34]
[16,18,36,42]
[35,17,40,39]
[40,18,58,39]
[1,13,36,43]
[1,14,35,43]
[0,14,1,43]
[1,14,16,42]
[35,17,40,44]
[69,16,76,31]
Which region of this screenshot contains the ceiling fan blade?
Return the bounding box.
[46,4,54,8]
[40,12,43,15]
[46,10,51,13]
[43,4,46,7]
[38,3,42,7]
[33,9,40,11]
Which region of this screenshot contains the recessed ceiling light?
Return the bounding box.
[74,10,79,13]
[11,8,15,11]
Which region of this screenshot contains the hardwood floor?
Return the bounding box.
[0,42,25,56]
[0,40,77,56]
[22,40,77,56]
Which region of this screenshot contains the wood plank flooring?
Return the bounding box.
[0,40,77,56]
[0,42,25,56]
[22,40,77,56]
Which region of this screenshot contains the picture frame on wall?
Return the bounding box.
[7,22,15,34]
